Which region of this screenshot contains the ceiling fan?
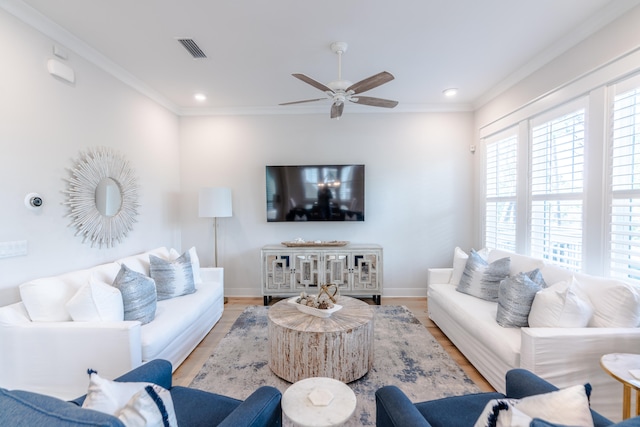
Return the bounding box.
[280,41,398,119]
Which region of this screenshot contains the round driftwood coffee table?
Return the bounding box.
[268,296,374,383]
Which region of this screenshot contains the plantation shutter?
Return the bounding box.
[529,104,585,271]
[485,133,518,251]
[609,78,640,283]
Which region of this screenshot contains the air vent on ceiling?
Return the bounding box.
[176,38,207,59]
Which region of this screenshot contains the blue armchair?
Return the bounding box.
[376,369,640,427]
[0,359,281,427]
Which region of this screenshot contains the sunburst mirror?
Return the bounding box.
[65,147,139,248]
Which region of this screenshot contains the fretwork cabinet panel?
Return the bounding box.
[262,244,382,305]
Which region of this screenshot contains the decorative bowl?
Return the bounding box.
[287,297,342,318]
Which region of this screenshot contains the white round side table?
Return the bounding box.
[281,377,357,427]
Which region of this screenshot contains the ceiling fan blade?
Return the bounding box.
[292,73,334,93]
[279,98,326,106]
[346,71,394,95]
[330,102,344,119]
[351,96,398,108]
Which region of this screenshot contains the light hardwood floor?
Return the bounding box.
[172,297,494,392]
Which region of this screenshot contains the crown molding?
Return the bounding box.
[178,103,475,117]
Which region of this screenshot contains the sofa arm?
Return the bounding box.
[506,368,612,427]
[114,359,172,389]
[505,368,558,398]
[0,321,141,401]
[520,327,640,422]
[375,386,432,427]
[427,268,453,288]
[200,267,223,284]
[218,386,282,427]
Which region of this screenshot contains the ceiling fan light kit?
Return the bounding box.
[280,41,398,119]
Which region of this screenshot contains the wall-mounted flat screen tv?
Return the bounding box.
[266,164,365,222]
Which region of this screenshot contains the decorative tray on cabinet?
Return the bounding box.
[281,240,349,247]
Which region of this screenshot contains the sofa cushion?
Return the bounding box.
[496,273,543,328]
[0,302,31,325]
[488,249,545,277]
[429,283,522,370]
[19,277,77,322]
[82,371,177,427]
[474,384,594,427]
[457,250,511,302]
[150,252,196,301]
[140,280,222,362]
[574,275,640,328]
[116,247,171,276]
[528,278,593,328]
[170,247,202,285]
[66,276,124,322]
[0,387,123,427]
[113,265,157,325]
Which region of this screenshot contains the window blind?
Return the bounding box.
[485,134,517,251]
[530,108,585,270]
[610,84,640,282]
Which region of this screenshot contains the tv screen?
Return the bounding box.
[266,164,365,222]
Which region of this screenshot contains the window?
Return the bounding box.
[609,79,640,283]
[484,132,518,251]
[529,106,585,271]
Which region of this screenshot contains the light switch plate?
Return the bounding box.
[0,240,28,258]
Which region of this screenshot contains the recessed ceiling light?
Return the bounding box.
[194,93,207,101]
[443,88,458,97]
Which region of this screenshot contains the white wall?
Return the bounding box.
[0,9,181,304]
[179,112,475,297]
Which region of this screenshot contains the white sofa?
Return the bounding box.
[0,247,224,400]
[427,248,640,422]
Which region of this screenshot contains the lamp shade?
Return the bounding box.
[199,187,232,218]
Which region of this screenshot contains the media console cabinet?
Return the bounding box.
[261,243,383,305]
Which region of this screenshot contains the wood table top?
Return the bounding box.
[268,296,374,333]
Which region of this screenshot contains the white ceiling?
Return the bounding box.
[6,0,640,115]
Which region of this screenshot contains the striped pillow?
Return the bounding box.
[150,252,196,301]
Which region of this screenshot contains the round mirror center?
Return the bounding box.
[95,177,122,217]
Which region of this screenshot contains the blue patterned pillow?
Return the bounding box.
[112,264,156,324]
[457,250,510,301]
[525,268,547,288]
[496,273,543,327]
[149,252,195,301]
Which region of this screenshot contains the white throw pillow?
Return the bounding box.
[528,278,593,328]
[66,276,124,322]
[19,277,77,321]
[449,247,469,286]
[170,246,202,285]
[474,384,594,427]
[82,371,177,427]
[577,279,640,328]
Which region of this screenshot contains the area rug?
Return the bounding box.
[190,305,480,426]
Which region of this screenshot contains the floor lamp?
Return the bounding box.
[198,187,233,268]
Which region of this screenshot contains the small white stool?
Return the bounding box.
[281,377,357,427]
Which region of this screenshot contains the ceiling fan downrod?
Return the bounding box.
[331,41,348,84]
